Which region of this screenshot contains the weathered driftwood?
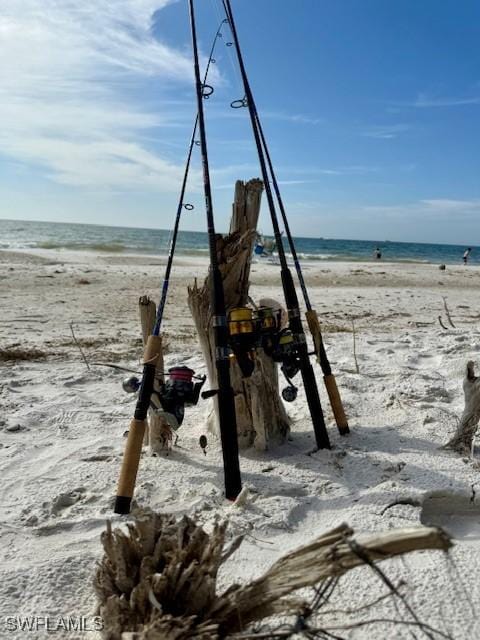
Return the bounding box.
[443,360,480,455]
[138,296,170,452]
[188,179,289,450]
[94,512,452,640]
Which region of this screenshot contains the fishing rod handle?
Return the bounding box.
[324,374,349,436]
[114,418,146,514]
[305,310,349,435]
[114,335,163,514]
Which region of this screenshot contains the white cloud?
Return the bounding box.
[0,0,202,190]
[361,124,411,139]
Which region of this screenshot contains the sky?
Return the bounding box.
[1,0,479,244]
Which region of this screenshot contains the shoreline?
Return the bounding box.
[2,245,480,268]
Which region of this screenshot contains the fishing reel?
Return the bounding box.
[152,366,206,429]
[122,366,206,430]
[255,305,281,356]
[270,329,300,403]
[227,307,257,378]
[226,304,300,401]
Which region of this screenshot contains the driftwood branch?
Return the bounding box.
[351,319,359,373]
[443,360,480,455]
[94,513,451,640]
[138,296,170,451]
[438,316,449,330]
[442,297,456,329]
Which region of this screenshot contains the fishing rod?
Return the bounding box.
[248,87,349,436]
[188,0,242,499]
[114,18,231,515]
[222,0,331,450]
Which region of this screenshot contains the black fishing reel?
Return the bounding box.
[271,329,301,403]
[227,307,257,378]
[122,366,206,430]
[153,366,206,429]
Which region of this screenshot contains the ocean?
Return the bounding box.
[0,218,477,265]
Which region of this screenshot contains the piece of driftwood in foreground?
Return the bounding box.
[188,179,289,450]
[443,360,480,455]
[138,296,170,452]
[94,512,451,640]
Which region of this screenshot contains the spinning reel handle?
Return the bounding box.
[201,389,218,399]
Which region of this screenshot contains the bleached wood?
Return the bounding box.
[93,513,451,640]
[443,360,480,455]
[138,296,170,452]
[188,179,289,450]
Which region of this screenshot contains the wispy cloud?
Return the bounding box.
[0,0,202,190]
[313,165,379,176]
[394,91,480,109]
[262,111,324,125]
[362,198,480,218]
[414,92,480,108]
[361,124,411,139]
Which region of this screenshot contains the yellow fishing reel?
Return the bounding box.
[255,306,280,356]
[228,306,257,377]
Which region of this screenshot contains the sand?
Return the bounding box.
[1,248,479,639]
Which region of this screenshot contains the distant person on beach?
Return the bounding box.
[374,246,382,260]
[463,248,472,264]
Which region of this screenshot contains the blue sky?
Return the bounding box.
[1,0,479,243]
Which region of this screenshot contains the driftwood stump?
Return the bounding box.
[444,360,480,455]
[138,296,171,452]
[188,179,289,450]
[94,512,451,640]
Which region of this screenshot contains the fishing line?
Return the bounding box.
[209,0,243,91]
[91,361,206,380]
[154,17,229,335]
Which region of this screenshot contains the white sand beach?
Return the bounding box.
[1,248,480,638]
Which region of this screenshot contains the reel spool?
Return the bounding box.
[228,307,257,377]
[255,306,280,355]
[272,330,299,377]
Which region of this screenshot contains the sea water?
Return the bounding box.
[0,218,477,265]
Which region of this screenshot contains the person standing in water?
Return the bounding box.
[463,248,472,264]
[374,246,382,260]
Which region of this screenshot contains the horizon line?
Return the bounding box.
[0,216,477,250]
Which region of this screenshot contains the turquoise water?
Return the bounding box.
[0,218,477,265]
